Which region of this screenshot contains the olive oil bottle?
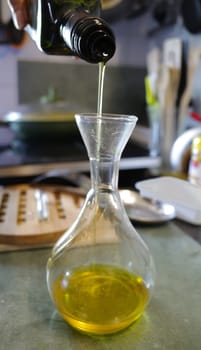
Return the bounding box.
[26,0,115,63]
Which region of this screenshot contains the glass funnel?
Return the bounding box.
[46,113,155,335]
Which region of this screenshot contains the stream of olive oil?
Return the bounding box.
[52,264,149,334]
[96,61,106,156]
[97,61,106,116]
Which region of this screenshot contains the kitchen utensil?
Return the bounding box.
[158,38,182,166]
[0,184,84,245]
[177,47,201,133]
[175,39,188,132]
[145,48,162,157]
[146,47,161,76]
[34,188,48,221]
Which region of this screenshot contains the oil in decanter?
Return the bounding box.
[52,264,149,334]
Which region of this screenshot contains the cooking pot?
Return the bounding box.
[0,102,79,143]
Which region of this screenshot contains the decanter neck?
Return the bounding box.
[75,113,138,193]
[90,158,119,191]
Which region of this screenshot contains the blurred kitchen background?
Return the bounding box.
[1,0,201,184]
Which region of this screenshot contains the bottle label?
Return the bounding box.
[188,159,201,185]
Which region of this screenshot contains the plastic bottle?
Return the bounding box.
[188,135,201,186]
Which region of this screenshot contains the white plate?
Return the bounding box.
[120,189,176,224]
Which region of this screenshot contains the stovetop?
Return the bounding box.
[0,126,161,180]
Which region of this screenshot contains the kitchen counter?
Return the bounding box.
[0,222,201,350]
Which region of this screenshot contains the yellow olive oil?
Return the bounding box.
[52,264,149,335]
[97,62,106,116]
[96,61,106,157]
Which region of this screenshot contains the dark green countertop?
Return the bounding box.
[0,222,201,350]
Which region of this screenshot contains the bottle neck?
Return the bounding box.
[61,10,115,63]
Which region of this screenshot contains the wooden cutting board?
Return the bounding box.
[0,184,84,246]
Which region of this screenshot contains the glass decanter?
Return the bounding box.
[46,113,155,335]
